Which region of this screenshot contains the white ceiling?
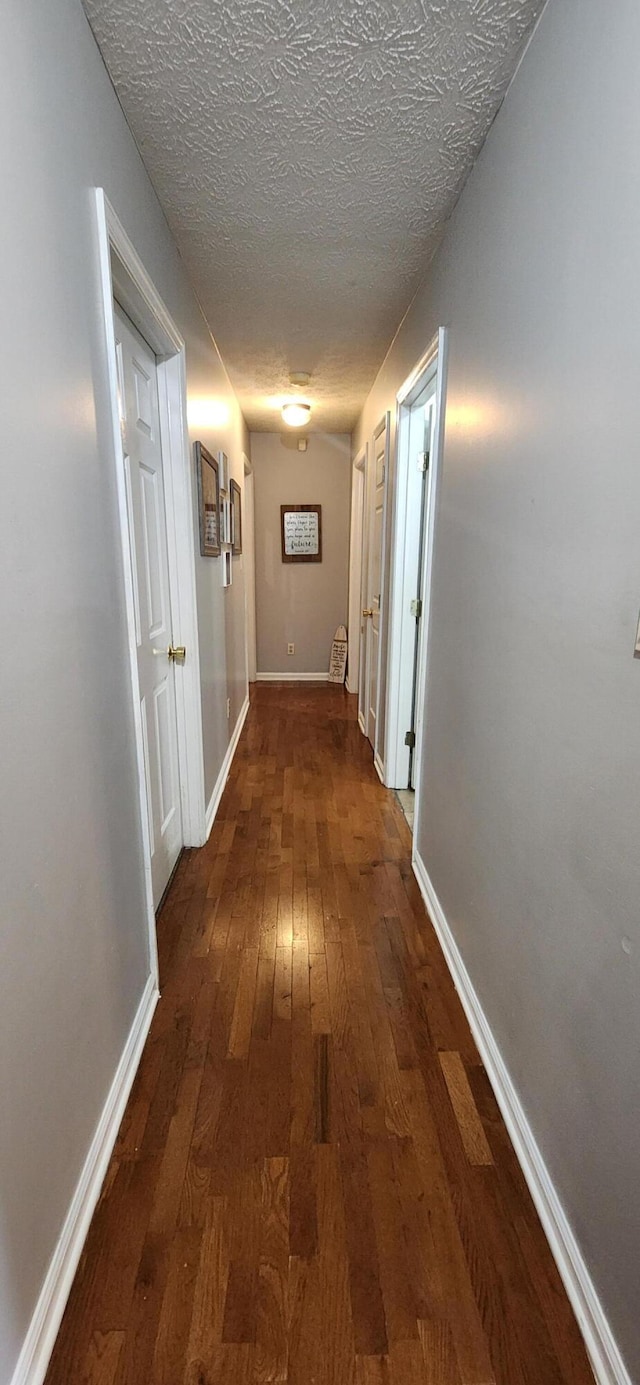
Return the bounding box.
[83,0,545,432]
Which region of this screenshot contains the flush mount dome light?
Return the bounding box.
[281,401,311,428]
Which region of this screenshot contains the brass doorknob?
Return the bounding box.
[168,645,186,662]
[362,608,373,618]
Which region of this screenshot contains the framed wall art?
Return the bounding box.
[231,478,242,556]
[281,504,322,563]
[195,441,221,557]
[218,450,229,494]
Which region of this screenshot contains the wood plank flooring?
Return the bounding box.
[45,683,594,1385]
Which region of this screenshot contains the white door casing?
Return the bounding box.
[366,414,390,760]
[357,452,369,732]
[114,305,183,908]
[409,393,436,790]
[385,328,448,845]
[386,373,437,790]
[243,455,257,684]
[348,445,366,698]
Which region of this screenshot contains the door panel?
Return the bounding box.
[140,462,166,637]
[114,303,183,908]
[133,355,153,434]
[139,694,155,855]
[123,455,142,645]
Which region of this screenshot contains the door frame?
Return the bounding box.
[371,412,390,780]
[242,452,257,684]
[384,329,448,837]
[347,444,367,698]
[95,189,206,982]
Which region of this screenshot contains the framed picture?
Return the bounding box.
[230,478,242,555]
[218,450,229,493]
[281,504,322,563]
[195,442,220,557]
[222,549,232,587]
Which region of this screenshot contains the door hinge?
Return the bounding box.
[410,598,422,619]
[418,451,430,472]
[404,730,416,749]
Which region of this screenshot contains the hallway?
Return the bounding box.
[45,685,592,1385]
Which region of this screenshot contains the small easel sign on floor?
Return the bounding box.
[328,625,348,684]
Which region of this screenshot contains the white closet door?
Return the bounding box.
[114,303,183,907]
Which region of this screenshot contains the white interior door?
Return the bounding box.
[365,416,388,751]
[114,303,183,908]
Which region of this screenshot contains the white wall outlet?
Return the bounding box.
[287,642,295,655]
[226,697,231,718]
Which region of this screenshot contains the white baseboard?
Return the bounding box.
[205,694,250,840]
[373,752,385,784]
[11,974,158,1385]
[411,849,631,1385]
[358,711,366,735]
[255,671,329,682]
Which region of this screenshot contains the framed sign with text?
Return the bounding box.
[280,504,322,563]
[195,441,221,557]
[231,478,242,556]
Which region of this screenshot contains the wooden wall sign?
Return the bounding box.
[281,504,322,563]
[195,441,221,557]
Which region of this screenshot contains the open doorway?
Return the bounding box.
[364,415,390,776]
[385,330,448,842]
[393,377,435,832]
[351,416,390,776]
[243,453,257,685]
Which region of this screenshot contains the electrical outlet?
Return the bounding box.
[226,697,231,719]
[287,642,295,655]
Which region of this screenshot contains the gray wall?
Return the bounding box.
[0,1,247,1378]
[354,0,640,1375]
[252,433,351,675]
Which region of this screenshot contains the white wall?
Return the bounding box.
[354,0,640,1376]
[0,1,247,1379]
[252,433,351,675]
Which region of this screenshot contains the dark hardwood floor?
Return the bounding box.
[45,683,594,1384]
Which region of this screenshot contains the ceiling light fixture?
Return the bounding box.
[281,401,311,428]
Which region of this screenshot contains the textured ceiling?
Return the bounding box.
[83,0,545,431]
